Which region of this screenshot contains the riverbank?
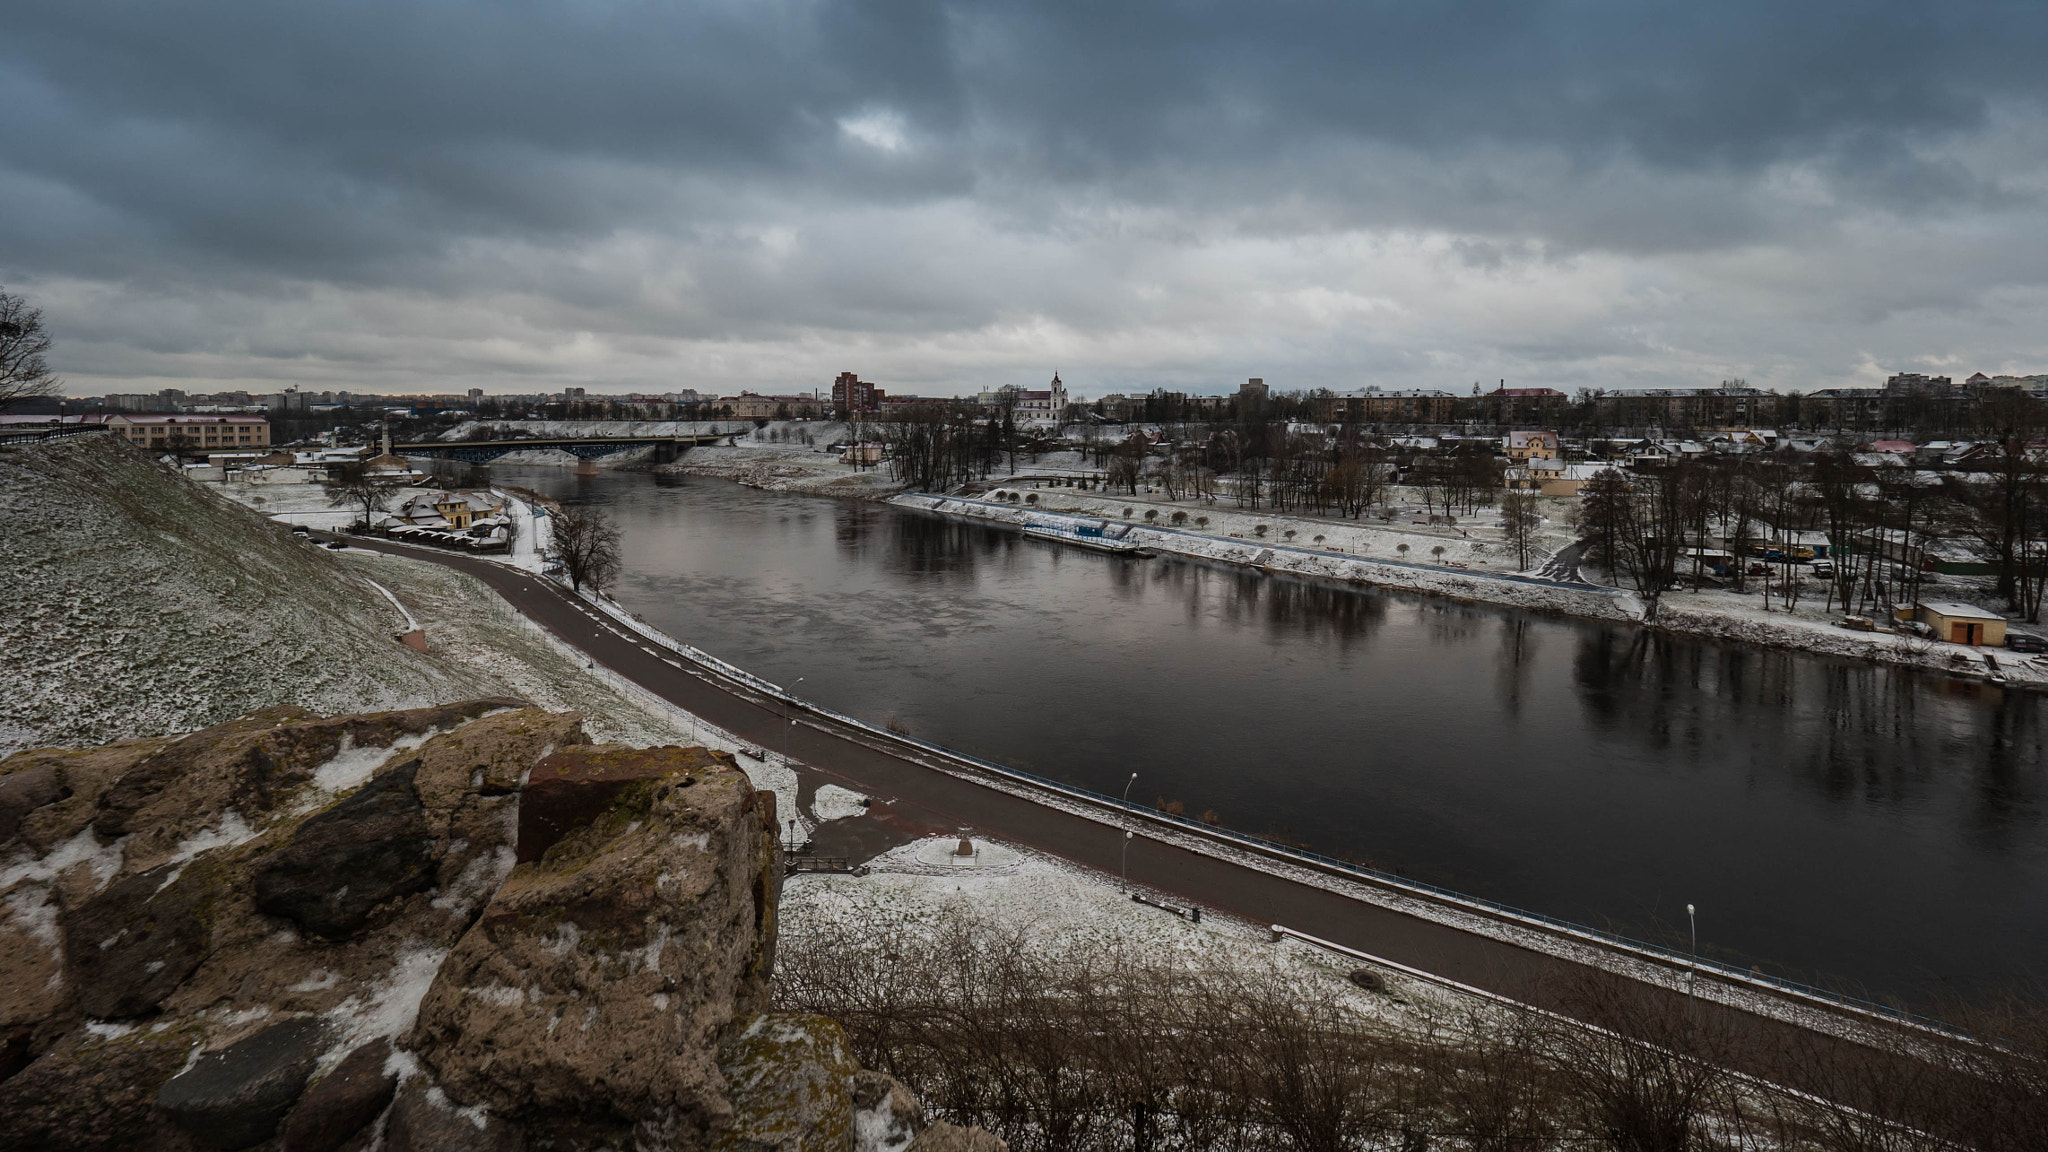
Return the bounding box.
[910,490,2048,689]
[646,438,2048,689]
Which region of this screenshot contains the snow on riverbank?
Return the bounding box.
[666,443,907,497]
[898,492,1638,623]
[896,492,2048,688]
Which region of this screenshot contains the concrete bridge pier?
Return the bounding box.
[573,457,600,477]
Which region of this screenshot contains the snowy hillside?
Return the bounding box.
[0,435,495,754]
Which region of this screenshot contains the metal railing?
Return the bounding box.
[546,545,1952,1034]
[0,424,113,446]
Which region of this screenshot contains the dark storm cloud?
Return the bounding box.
[2,0,2046,392]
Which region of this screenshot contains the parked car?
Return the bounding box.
[2007,632,2047,653]
[1810,561,1835,578]
[324,540,347,550]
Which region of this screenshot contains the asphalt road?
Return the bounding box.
[331,531,1936,1100]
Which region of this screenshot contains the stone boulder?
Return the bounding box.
[279,1038,398,1152]
[715,1013,861,1151]
[408,744,780,1142]
[61,860,219,1019]
[252,759,434,938]
[385,1078,528,1152]
[0,1020,202,1151]
[155,1016,328,1149]
[851,1070,926,1152]
[1,707,998,1152]
[0,761,67,845]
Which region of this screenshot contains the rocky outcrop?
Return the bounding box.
[0,701,570,1149]
[0,704,1002,1152]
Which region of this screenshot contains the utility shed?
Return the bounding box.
[1915,601,2007,647]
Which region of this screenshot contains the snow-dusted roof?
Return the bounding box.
[1919,601,2003,621]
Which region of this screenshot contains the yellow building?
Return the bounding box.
[1505,430,1561,461]
[109,414,271,455]
[1913,602,2007,647]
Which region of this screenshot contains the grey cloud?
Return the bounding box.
[3,0,2047,394]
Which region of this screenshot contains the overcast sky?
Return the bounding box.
[5,1,2047,399]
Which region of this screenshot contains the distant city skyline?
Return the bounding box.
[5,2,2047,399]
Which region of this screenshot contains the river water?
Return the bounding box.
[509,467,2046,1004]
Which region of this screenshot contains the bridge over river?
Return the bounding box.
[395,431,731,465]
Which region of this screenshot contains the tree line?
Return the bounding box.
[1573,436,2048,623]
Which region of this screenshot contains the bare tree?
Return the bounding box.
[325,462,390,530]
[1576,466,1694,619]
[1500,490,1542,571]
[553,502,622,593]
[0,288,59,411]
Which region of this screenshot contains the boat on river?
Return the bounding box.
[1021,516,1154,556]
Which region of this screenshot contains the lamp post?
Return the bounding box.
[1122,830,1134,886]
[1686,903,1698,1008]
[1121,772,1138,806]
[783,677,803,767]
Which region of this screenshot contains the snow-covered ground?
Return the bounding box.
[219,477,449,532]
[666,443,906,497]
[780,836,1474,1033]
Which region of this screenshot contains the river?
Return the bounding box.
[506,467,2046,1005]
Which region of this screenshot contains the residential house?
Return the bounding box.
[1505,430,1561,461]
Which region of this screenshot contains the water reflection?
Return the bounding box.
[514,468,2047,1002]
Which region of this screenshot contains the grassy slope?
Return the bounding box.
[0,435,493,753]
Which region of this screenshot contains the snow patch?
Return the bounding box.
[289,969,340,993]
[466,985,526,1008]
[322,942,450,1058]
[811,785,868,823]
[541,920,583,958]
[0,827,125,894]
[431,844,515,922]
[4,883,64,954]
[641,921,673,977]
[312,729,434,794]
[165,810,258,868]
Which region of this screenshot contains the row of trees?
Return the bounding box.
[1575,441,2048,622]
[1076,383,2048,439]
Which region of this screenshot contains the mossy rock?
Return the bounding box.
[715,1012,858,1152]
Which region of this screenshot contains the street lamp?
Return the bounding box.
[783,677,804,766]
[1121,772,1138,806]
[1122,830,1134,886]
[1686,903,1698,1007]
